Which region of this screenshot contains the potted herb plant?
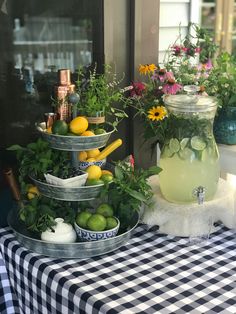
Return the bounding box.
[74,64,131,130]
[203,52,236,144]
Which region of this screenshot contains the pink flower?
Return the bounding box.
[152,69,174,82]
[172,45,182,56]
[130,82,146,97]
[162,79,182,95]
[195,47,201,53]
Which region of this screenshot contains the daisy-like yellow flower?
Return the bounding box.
[148,106,167,121]
[139,64,157,75]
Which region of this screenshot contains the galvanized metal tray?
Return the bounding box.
[30,175,104,201]
[8,208,139,259]
[36,122,115,151]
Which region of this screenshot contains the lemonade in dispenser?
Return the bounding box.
[159,93,220,204]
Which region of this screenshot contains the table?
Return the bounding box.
[0,225,235,314]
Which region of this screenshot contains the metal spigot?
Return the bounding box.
[193,186,206,205]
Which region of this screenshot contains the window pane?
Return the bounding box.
[0,0,103,150]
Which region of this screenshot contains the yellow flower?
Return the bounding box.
[148,106,167,121]
[139,64,157,75]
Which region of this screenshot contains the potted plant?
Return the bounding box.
[73,64,131,130]
[203,52,236,144]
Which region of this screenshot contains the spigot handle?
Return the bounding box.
[193,186,206,205]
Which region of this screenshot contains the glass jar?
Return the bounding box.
[159,94,220,204]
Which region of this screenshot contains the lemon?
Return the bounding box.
[96,203,114,217]
[76,211,92,229]
[46,126,52,134]
[52,120,68,135]
[86,157,96,162]
[86,165,102,180]
[87,149,100,158]
[101,170,113,176]
[78,151,88,161]
[69,116,88,135]
[81,130,95,136]
[178,147,195,160]
[106,217,118,230]
[27,186,39,200]
[87,214,107,231]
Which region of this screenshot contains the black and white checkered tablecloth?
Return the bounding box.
[0,225,235,314]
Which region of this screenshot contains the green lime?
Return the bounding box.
[106,217,118,230]
[87,214,107,231]
[178,147,195,160]
[94,128,106,135]
[86,179,104,186]
[100,174,113,184]
[190,136,206,151]
[180,138,189,150]
[76,211,92,228]
[169,138,180,154]
[96,203,114,217]
[52,120,68,135]
[67,132,77,136]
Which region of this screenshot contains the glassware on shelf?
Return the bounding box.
[159,94,220,204]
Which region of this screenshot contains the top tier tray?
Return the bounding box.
[36,122,115,151]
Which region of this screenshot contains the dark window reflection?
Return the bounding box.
[0,0,103,156]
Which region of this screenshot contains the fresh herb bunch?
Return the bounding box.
[203,52,236,109]
[7,138,70,196]
[101,160,161,229]
[19,196,75,233]
[75,64,131,129]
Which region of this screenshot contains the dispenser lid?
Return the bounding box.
[164,94,217,112]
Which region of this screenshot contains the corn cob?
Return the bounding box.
[95,139,123,161]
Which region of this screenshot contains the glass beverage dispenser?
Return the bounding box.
[159,94,220,204]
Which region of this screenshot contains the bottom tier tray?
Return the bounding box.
[8,208,139,259]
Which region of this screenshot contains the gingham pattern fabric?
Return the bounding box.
[0,225,235,314]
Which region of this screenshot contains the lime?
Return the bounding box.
[106,217,118,230]
[190,136,206,151]
[178,147,195,160]
[180,138,189,150]
[96,203,114,217]
[169,138,180,154]
[94,128,106,135]
[76,211,92,229]
[86,179,104,186]
[87,214,107,231]
[52,120,68,135]
[100,174,113,184]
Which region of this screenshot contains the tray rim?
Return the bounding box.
[7,209,140,259]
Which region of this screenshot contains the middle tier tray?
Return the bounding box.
[30,176,104,201]
[36,122,115,151]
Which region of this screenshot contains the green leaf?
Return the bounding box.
[114,166,124,180]
[7,144,25,151]
[127,189,147,202]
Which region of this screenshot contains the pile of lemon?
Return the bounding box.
[48,116,106,136]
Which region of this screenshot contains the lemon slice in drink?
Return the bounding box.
[179,147,195,160]
[190,136,206,151]
[180,138,189,150]
[169,138,180,154]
